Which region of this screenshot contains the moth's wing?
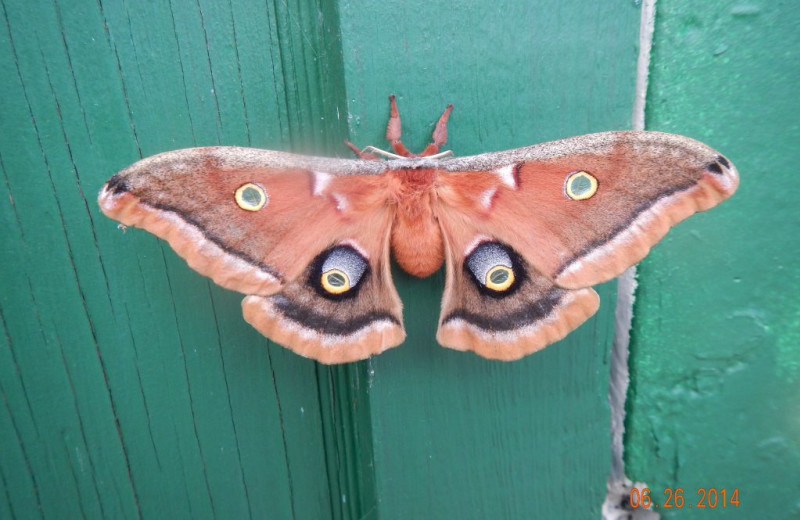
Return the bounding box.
[432,131,737,359]
[99,146,388,294]
[433,203,600,360]
[99,147,404,363]
[437,131,739,289]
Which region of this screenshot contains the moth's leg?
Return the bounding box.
[419,103,453,157]
[344,139,381,160]
[386,95,414,157]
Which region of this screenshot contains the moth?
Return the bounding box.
[98,96,738,364]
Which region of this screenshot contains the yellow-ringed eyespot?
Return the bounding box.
[465,241,520,295]
[485,265,515,291]
[321,269,351,294]
[235,183,268,211]
[318,245,368,297]
[564,171,598,200]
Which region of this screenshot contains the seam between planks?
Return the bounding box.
[603,0,660,519]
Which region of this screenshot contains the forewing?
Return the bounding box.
[436,131,738,289]
[99,146,404,363]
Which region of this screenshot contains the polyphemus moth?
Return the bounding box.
[98,96,738,364]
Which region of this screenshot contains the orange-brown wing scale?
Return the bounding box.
[438,132,738,289]
[434,203,600,360]
[99,147,404,363]
[432,131,737,359]
[99,130,739,364]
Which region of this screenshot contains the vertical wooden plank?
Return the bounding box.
[315,363,378,520]
[0,0,349,518]
[337,1,640,518]
[626,1,800,518]
[1,1,139,516]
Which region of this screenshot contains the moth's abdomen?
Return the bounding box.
[388,168,444,277]
[391,211,444,277]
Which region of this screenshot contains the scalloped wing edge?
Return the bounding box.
[242,295,405,364]
[98,185,283,296]
[436,288,600,361]
[554,168,737,289]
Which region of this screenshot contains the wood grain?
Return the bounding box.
[337,1,640,517]
[0,0,346,518]
[6,0,763,518]
[626,1,800,517]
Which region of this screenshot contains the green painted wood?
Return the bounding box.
[337,2,640,518]
[13,0,775,519]
[626,1,800,518]
[0,0,352,518]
